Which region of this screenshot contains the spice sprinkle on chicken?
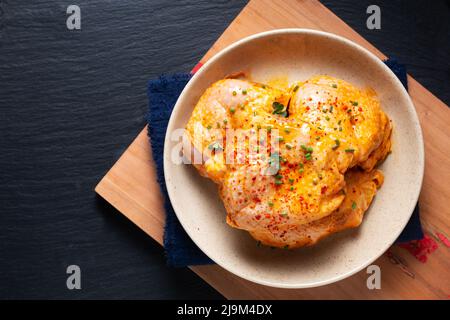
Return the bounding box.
[184,75,392,249]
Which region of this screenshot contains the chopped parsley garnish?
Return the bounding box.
[301,145,313,153]
[293,85,299,92]
[345,148,355,153]
[208,142,223,151]
[352,201,357,210]
[272,102,288,117]
[332,139,340,150]
[332,84,337,88]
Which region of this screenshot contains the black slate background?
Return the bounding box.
[0,0,448,299]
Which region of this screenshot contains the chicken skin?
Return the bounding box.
[185,75,391,248]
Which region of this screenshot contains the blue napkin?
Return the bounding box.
[147,59,423,267]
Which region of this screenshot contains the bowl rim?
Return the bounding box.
[163,28,425,288]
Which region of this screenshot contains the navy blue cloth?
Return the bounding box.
[146,59,422,267]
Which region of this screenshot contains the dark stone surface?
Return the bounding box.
[0,0,448,299]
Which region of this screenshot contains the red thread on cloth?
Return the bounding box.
[436,232,450,248]
[399,235,438,263]
[191,62,203,75]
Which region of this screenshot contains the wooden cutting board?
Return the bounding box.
[95,0,450,299]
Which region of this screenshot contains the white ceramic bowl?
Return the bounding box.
[163,29,424,288]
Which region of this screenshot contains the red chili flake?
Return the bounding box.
[255,214,261,220]
[436,232,450,248]
[251,176,256,181]
[358,107,362,112]
[308,97,312,101]
[253,197,261,203]
[306,106,310,111]
[343,106,348,111]
[265,214,271,219]
[321,186,328,194]
[399,235,438,263]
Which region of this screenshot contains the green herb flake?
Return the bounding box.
[332,139,340,150]
[352,201,357,210]
[208,142,223,151]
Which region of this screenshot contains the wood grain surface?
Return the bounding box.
[95,0,450,299]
